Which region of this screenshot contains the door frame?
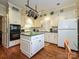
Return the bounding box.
[0,16,2,45]
[2,15,9,48]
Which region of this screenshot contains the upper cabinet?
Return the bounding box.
[8,3,21,25]
[33,19,41,27]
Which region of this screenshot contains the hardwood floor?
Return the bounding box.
[0,44,79,59]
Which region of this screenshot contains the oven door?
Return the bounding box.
[10,33,20,41]
[10,24,21,41]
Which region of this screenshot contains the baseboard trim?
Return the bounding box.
[8,44,20,48]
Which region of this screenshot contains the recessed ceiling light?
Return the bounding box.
[57,3,60,6]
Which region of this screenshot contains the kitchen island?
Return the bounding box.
[20,32,44,58]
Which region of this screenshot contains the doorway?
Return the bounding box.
[0,16,2,46]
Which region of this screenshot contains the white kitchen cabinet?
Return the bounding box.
[49,33,55,43]
[54,33,58,44]
[9,40,20,47]
[8,4,21,25]
[45,33,58,44]
[20,34,44,58]
[44,33,50,42]
[33,20,41,27]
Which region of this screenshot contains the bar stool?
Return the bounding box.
[64,40,72,59]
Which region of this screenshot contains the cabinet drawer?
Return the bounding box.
[21,35,30,40]
[31,36,39,40]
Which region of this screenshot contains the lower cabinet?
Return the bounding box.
[31,36,44,55]
[45,33,58,44]
[20,34,44,58]
[54,33,58,44]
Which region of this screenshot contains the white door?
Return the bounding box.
[2,16,9,48]
[58,30,78,51]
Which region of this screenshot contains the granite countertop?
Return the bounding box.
[21,32,44,36]
[21,30,57,36]
[39,31,58,33]
[21,29,58,36]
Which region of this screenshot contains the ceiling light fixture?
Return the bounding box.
[25,0,39,19]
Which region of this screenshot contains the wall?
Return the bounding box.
[0,4,6,16]
[20,9,26,28]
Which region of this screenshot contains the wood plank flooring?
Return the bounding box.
[0,44,79,59]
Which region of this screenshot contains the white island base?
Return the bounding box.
[20,34,44,58]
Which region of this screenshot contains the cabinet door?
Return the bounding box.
[50,33,58,44]
[44,33,48,42]
[20,39,30,54]
[45,33,52,42]
[9,7,21,24]
[31,36,39,55]
[31,35,44,55]
[54,33,58,44]
[49,33,54,43]
[45,33,58,44]
[46,33,51,42]
[38,34,44,49]
[33,20,41,27]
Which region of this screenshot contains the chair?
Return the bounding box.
[64,40,72,59]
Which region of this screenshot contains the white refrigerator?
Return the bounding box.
[58,20,78,51]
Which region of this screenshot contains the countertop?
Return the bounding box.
[21,30,58,36]
[21,32,44,36]
[38,30,58,33]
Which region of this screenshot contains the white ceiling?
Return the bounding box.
[1,0,76,11]
[30,0,76,11]
[8,0,27,8]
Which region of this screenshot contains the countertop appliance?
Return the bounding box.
[10,24,21,41]
[58,19,78,51]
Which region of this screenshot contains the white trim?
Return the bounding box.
[8,2,21,10]
[0,4,6,9]
[0,4,6,16]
